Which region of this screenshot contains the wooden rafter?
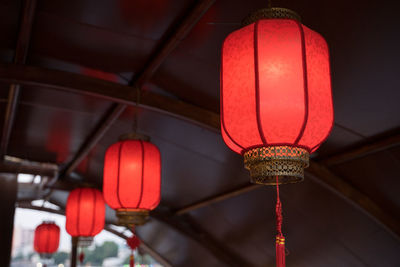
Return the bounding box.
[320,132,400,166]
[0,0,37,158]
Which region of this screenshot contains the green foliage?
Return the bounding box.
[53,252,69,264]
[13,252,24,260]
[83,241,119,265]
[123,252,158,265]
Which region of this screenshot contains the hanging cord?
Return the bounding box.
[268,0,272,8]
[132,87,141,133]
[79,246,85,265]
[275,176,286,267]
[127,225,140,267]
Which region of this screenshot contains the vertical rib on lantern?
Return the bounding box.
[103,139,161,226]
[66,188,105,237]
[34,222,60,255]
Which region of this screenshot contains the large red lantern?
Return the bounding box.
[66,188,105,245]
[34,221,60,258]
[103,136,161,226]
[221,7,334,267]
[221,8,333,185]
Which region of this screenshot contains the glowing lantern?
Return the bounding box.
[221,8,333,185]
[103,135,161,226]
[221,7,334,267]
[66,188,105,246]
[34,221,60,258]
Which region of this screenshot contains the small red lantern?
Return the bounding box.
[66,188,105,245]
[34,221,60,258]
[103,136,161,226]
[221,8,333,184]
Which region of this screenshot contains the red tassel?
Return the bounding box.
[275,176,286,267]
[276,235,286,267]
[79,251,85,263]
[130,252,135,267]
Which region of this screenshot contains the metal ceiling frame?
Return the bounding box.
[1,0,399,265]
[0,0,37,158]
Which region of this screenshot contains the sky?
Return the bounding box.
[14,208,126,251]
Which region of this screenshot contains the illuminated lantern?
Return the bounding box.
[66,188,105,246]
[221,7,334,267]
[34,221,60,258]
[103,135,161,226]
[221,8,333,185]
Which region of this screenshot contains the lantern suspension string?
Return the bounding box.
[275,175,286,267]
[132,86,141,133]
[275,175,283,237]
[268,0,272,8]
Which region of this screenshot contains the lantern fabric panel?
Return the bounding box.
[221,23,263,151]
[256,19,306,144]
[103,140,161,211]
[118,141,144,208]
[34,222,60,254]
[103,142,121,209]
[66,188,105,237]
[140,141,161,210]
[298,25,334,151]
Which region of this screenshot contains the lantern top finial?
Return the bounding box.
[118,132,150,142]
[242,7,301,26]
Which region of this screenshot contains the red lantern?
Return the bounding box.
[103,138,161,226]
[221,8,333,185]
[221,7,334,267]
[66,188,105,244]
[34,221,60,258]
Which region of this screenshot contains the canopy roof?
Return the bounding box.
[1,0,400,266]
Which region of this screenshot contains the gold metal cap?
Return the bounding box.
[116,209,150,227]
[244,146,309,185]
[118,132,150,142]
[242,7,301,26]
[78,236,94,247]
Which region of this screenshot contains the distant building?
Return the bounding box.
[12,225,34,258]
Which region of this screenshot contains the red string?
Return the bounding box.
[275,175,286,267]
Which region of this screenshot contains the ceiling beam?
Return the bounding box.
[319,132,400,166]
[306,163,400,239]
[175,183,261,215]
[0,63,220,130]
[0,0,37,158]
[103,226,173,267]
[58,0,216,179]
[151,210,252,267]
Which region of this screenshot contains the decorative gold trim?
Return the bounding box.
[244,146,309,185]
[242,7,301,26]
[78,236,94,247]
[116,209,150,227]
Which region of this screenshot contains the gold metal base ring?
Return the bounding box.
[116,209,150,227]
[78,236,94,247]
[244,146,309,185]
